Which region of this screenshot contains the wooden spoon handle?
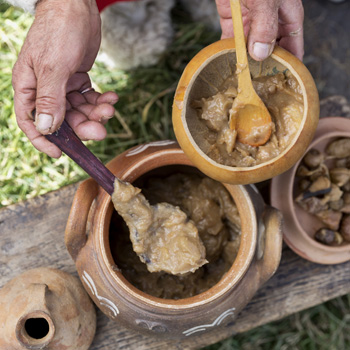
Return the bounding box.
[45,120,115,195]
[230,0,253,93]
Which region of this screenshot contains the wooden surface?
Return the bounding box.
[1,181,350,350]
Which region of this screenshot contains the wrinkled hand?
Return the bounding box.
[12,0,118,158]
[216,0,304,61]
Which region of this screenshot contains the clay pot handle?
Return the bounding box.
[65,178,99,261]
[255,206,283,283]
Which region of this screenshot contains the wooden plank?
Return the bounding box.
[1,183,350,349]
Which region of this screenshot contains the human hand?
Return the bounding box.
[12,0,118,158]
[215,0,304,61]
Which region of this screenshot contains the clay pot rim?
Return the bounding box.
[270,117,350,264]
[94,146,258,309]
[172,38,319,184]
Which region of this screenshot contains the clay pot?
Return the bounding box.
[0,267,96,349]
[172,39,319,184]
[271,117,350,264]
[65,141,283,339]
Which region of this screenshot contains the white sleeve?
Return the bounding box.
[6,0,38,14]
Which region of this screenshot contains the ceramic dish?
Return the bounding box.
[270,117,350,264]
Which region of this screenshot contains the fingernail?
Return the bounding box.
[253,42,272,60]
[35,113,53,132]
[100,115,114,123]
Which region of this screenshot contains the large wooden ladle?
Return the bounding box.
[229,0,272,146]
[43,119,206,275]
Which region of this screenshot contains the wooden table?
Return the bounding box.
[1,97,350,350]
[1,182,350,350]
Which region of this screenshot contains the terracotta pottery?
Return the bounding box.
[65,141,283,339]
[172,39,320,184]
[271,117,350,264]
[0,267,96,349]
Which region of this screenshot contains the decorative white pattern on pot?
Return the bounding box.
[82,271,119,318]
[136,319,167,333]
[182,307,235,336]
[125,140,177,157]
[249,184,259,194]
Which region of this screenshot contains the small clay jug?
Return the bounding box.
[0,267,96,349]
[65,141,283,339]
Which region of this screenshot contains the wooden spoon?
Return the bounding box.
[44,119,115,195]
[44,119,206,275]
[229,0,272,147]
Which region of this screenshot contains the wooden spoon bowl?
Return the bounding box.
[229,0,272,146]
[172,39,320,185]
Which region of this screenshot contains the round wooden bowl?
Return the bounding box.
[172,39,320,184]
[270,117,350,264]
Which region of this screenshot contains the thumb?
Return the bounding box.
[246,0,279,61]
[34,69,68,134]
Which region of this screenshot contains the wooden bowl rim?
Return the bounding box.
[172,38,319,184]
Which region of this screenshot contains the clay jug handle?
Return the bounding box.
[65,178,99,261]
[255,206,283,283]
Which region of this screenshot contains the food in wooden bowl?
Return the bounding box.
[172,39,319,184]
